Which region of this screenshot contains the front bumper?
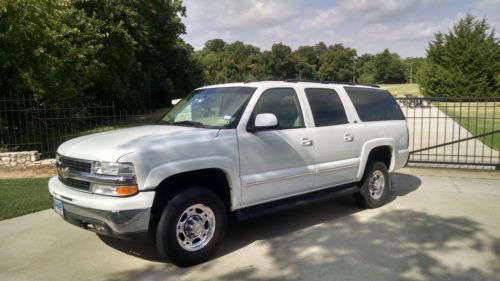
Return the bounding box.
[49,176,154,238]
[54,198,150,239]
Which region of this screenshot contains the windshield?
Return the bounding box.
[160,87,256,129]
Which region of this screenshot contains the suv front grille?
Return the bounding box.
[58,156,92,173]
[59,176,91,192]
[57,155,92,192]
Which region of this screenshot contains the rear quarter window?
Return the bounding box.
[344,87,405,122]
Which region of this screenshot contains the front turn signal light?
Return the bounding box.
[115,185,138,196]
[92,184,138,197]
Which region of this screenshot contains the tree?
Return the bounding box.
[293,45,320,80]
[0,0,203,110]
[402,57,425,84]
[356,54,376,84]
[195,39,264,83]
[373,49,406,83]
[417,14,500,97]
[0,0,103,103]
[203,39,227,53]
[74,0,201,108]
[317,44,357,82]
[264,43,295,80]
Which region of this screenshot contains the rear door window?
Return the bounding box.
[305,88,348,127]
[344,87,405,122]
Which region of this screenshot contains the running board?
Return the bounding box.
[235,183,359,221]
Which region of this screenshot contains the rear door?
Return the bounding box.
[304,88,360,188]
[237,87,315,206]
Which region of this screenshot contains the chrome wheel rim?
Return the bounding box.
[368,170,385,200]
[176,204,216,251]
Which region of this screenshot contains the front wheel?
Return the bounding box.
[155,186,227,266]
[354,161,390,208]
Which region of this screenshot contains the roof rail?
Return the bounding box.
[284,79,380,88]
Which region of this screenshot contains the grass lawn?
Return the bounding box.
[437,102,500,150]
[380,84,422,97]
[0,178,52,221]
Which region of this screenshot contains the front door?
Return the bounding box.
[237,88,315,206]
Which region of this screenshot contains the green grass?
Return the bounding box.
[437,102,500,150]
[380,84,422,97]
[0,178,52,221]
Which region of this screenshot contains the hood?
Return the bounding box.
[57,125,219,162]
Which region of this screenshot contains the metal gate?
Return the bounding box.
[395,97,500,170]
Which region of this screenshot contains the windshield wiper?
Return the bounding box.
[158,120,218,129]
[157,120,171,125]
[172,120,207,127]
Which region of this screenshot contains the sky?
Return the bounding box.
[181,0,500,57]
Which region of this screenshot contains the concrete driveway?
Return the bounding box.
[1,168,500,281]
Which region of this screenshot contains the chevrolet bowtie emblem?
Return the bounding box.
[59,167,70,179]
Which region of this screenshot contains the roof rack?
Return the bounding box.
[284,79,380,88]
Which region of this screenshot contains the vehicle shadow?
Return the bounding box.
[217,172,421,258]
[102,172,500,281]
[97,234,164,263]
[98,173,421,263]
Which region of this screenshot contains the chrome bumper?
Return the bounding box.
[49,175,154,239]
[52,196,151,239]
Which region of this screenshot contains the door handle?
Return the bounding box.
[344,134,354,142]
[301,137,313,146]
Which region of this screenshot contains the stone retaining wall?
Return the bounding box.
[0,151,55,167]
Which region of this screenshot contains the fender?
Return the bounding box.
[356,138,396,180]
[143,156,242,210]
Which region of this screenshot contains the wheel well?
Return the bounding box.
[367,146,392,169]
[150,168,232,227]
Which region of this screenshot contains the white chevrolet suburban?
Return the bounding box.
[49,81,409,266]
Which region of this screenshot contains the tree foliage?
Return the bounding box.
[0,0,203,110]
[195,39,419,85]
[417,14,500,97]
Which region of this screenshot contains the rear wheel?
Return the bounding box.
[155,186,227,266]
[354,161,390,208]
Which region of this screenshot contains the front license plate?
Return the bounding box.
[53,199,64,216]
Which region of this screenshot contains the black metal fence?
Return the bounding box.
[1,95,499,169]
[0,95,165,158]
[395,96,499,169]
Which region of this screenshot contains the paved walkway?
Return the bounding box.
[1,168,500,281]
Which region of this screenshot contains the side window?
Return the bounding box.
[305,88,348,127]
[344,87,405,122]
[251,88,305,130]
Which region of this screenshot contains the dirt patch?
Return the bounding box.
[0,165,56,179]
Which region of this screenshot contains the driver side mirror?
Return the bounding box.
[248,113,278,132]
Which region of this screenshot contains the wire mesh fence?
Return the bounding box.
[0,95,165,158]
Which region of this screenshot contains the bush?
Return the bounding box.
[417,14,500,97]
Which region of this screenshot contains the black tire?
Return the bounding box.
[354,161,390,208]
[155,186,227,267]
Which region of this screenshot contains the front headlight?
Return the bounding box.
[91,161,137,196]
[92,161,135,176]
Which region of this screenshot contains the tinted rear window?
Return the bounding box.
[344,87,404,122]
[305,88,348,127]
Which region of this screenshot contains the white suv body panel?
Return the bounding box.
[49,81,409,235]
